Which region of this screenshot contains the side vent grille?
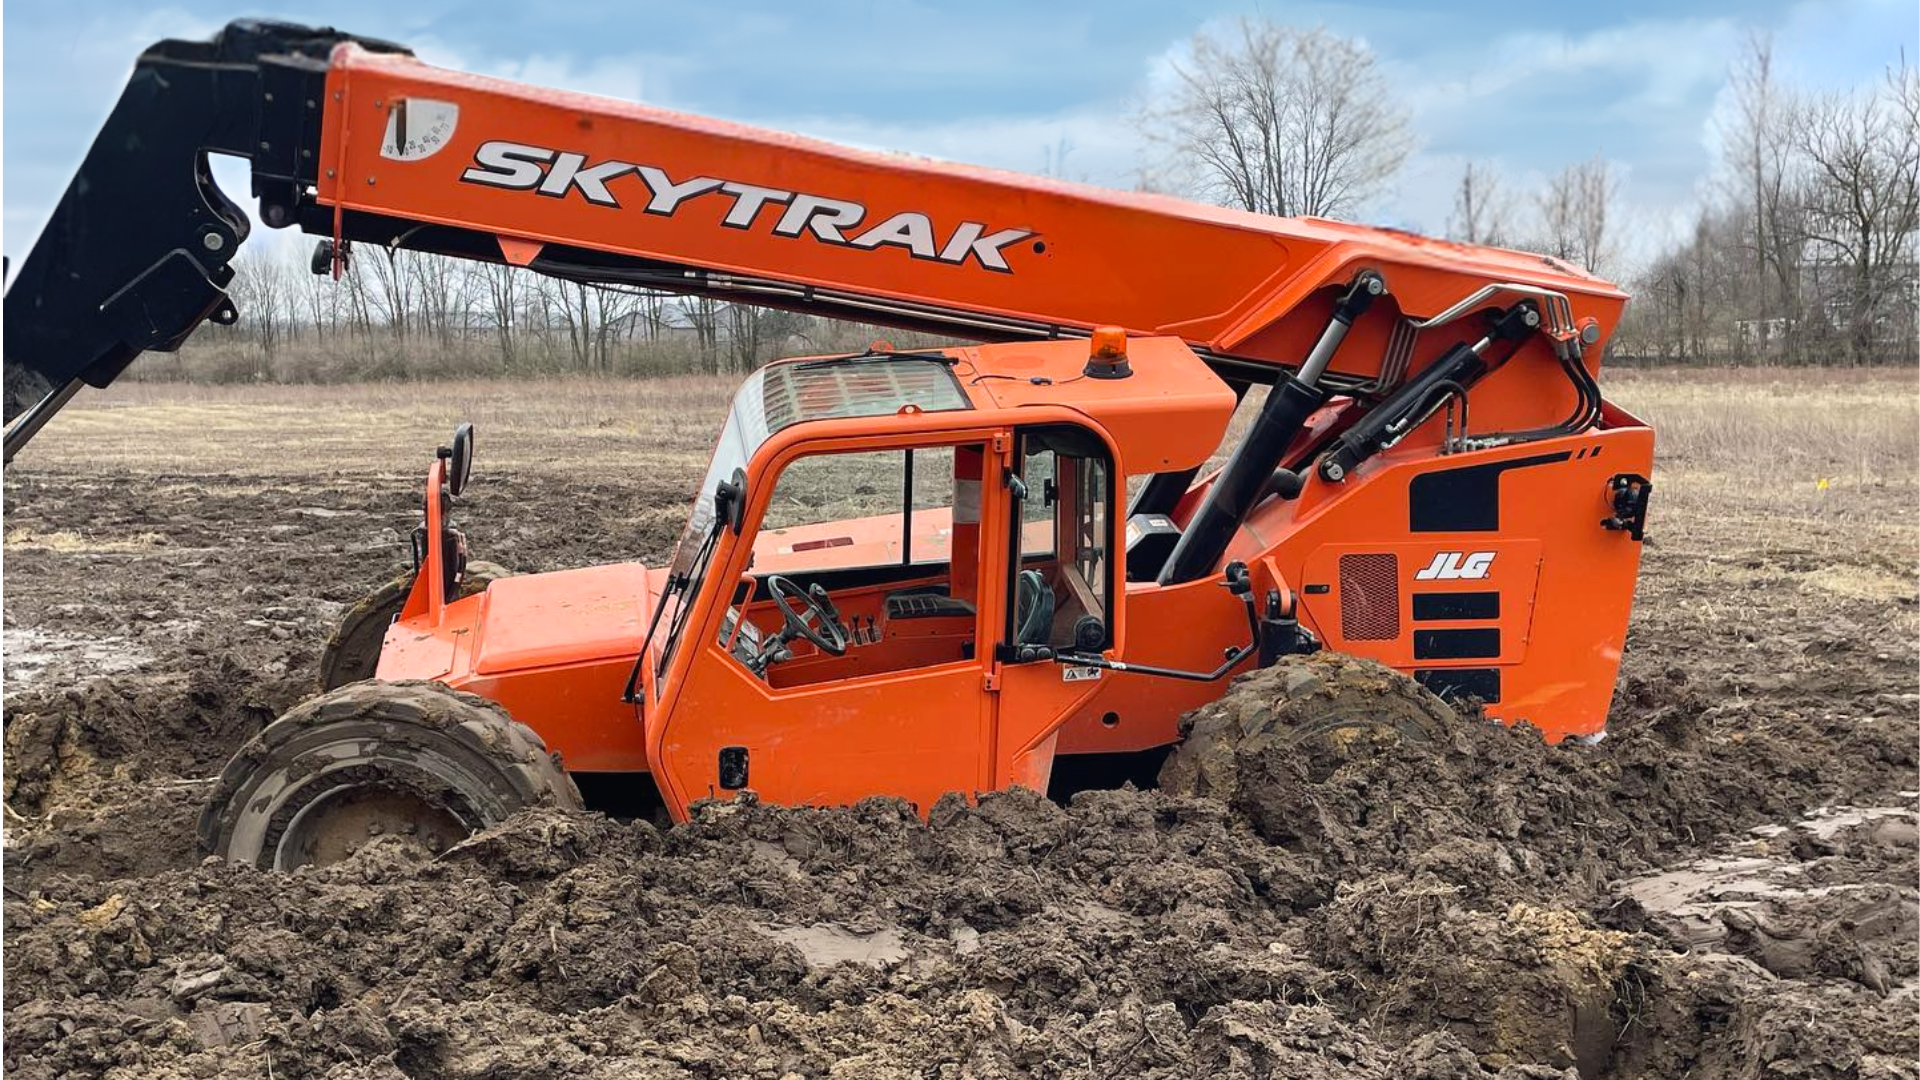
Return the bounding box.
[1339,553,1401,641]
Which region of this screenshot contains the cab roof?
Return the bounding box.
[763,337,1237,475]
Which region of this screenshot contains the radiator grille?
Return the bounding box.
[1339,553,1401,641]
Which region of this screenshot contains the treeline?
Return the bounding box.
[159,249,924,384]
[1431,40,1918,366]
[1612,41,1919,366]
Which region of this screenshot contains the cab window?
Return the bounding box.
[721,439,990,690]
[1007,427,1113,652]
[754,446,964,573]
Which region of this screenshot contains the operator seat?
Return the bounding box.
[1015,570,1054,645]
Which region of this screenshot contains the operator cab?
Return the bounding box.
[647,346,1128,694]
[632,335,1237,813]
[724,422,1115,689]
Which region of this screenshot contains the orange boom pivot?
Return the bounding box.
[5,23,1653,862]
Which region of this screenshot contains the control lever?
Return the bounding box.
[805,582,854,643]
[808,582,841,622]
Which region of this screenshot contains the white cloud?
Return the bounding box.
[396,46,1154,190]
[408,37,669,106]
[755,109,1146,189]
[1397,18,1739,117]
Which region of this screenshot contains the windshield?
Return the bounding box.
[647,355,972,692]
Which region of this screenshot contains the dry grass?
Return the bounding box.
[2,528,168,553]
[1598,370,1917,563]
[12,371,1915,529]
[1603,368,1918,483]
[1579,369,1918,620]
[17,376,739,476]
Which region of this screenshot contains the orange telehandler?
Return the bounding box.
[3,21,1653,869]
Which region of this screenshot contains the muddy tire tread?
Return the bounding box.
[1159,651,1459,803]
[316,561,507,692]
[198,679,580,866]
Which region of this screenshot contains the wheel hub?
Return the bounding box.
[274,784,470,870]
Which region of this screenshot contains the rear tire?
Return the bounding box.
[1158,652,1456,843]
[317,561,505,691]
[199,680,581,870]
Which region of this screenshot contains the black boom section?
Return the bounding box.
[3,21,406,423]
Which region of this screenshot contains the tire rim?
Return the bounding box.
[273,782,472,870]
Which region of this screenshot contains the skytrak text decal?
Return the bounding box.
[459,140,1036,273]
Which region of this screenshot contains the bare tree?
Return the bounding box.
[1040,136,1077,180]
[1138,19,1413,219]
[300,246,345,340]
[1723,34,1810,356]
[362,250,415,345]
[538,277,641,372]
[470,264,521,368]
[633,288,668,343]
[408,252,464,348]
[544,279,593,371]
[588,283,638,371]
[228,255,285,374]
[685,295,722,373]
[1448,161,1516,246]
[725,305,809,372]
[1796,60,1920,362]
[1537,155,1618,273]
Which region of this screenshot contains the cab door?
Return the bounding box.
[651,430,1007,817]
[988,425,1122,793]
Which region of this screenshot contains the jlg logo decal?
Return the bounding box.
[1415,551,1495,581]
[460,140,1036,272]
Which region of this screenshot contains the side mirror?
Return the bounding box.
[447,423,476,496]
[714,466,749,534]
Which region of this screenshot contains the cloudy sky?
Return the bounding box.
[5,0,1913,269]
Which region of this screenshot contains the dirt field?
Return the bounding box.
[4,371,1916,1079]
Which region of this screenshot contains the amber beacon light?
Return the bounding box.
[1084,326,1133,379]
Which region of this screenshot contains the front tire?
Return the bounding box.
[199,680,581,870]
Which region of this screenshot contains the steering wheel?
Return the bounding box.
[765,575,849,656]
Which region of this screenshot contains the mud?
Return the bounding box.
[6,449,1918,1078]
[1617,806,1919,992]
